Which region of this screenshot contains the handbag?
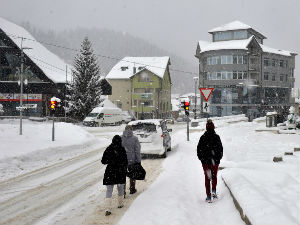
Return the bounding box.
[127,163,146,180]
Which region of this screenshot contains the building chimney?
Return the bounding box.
[133,66,136,74]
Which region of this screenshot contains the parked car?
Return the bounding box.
[122,111,135,123]
[176,117,183,122]
[165,117,175,124]
[128,119,172,158]
[83,107,122,126]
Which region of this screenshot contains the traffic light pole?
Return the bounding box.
[186,115,189,141]
[52,114,55,141]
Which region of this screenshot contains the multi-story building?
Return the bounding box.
[0,17,111,117]
[195,21,297,117]
[106,57,172,119]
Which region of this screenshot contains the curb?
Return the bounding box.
[222,177,252,225]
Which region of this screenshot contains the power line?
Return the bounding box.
[6,32,198,76]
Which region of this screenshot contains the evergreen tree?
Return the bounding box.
[67,37,102,121]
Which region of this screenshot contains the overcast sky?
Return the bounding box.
[1,0,299,87]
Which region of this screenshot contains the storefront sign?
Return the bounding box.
[0,93,42,101]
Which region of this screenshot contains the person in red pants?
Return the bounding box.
[197,119,223,203]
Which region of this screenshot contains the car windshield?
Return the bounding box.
[87,113,99,117]
[132,123,157,132]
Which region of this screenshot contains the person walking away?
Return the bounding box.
[197,119,223,203]
[122,125,141,194]
[101,135,128,216]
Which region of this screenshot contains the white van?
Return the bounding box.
[83,107,123,126]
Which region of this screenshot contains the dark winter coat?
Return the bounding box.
[197,130,223,165]
[101,135,128,185]
[121,130,141,165]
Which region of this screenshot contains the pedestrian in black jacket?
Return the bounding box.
[197,119,223,203]
[101,135,128,216]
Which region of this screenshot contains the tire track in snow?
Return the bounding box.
[0,148,106,225]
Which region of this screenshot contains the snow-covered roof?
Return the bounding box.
[209,21,252,33]
[198,36,294,56]
[198,36,253,53]
[91,106,121,113]
[260,44,293,56]
[106,57,170,79]
[0,17,72,83]
[180,93,201,98]
[98,98,119,108]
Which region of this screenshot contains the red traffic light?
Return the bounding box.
[50,100,56,110]
[184,101,190,106]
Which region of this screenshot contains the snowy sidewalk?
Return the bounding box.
[117,121,300,225]
[117,130,243,225]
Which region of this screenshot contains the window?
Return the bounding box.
[233,71,237,79]
[280,74,284,81]
[227,71,233,79]
[217,72,221,80]
[221,55,227,64]
[264,72,269,80]
[243,72,248,79]
[272,59,276,67]
[211,72,217,80]
[221,72,226,80]
[243,55,248,64]
[233,30,247,39]
[238,71,243,79]
[290,68,294,77]
[138,72,153,82]
[227,55,233,64]
[143,101,152,106]
[233,55,237,64]
[272,73,276,81]
[238,55,243,64]
[121,66,128,71]
[216,56,221,64]
[207,57,210,65]
[215,31,232,41]
[212,57,217,65]
[250,73,257,80]
[264,58,270,66]
[279,60,284,67]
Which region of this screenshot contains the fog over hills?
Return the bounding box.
[21,22,198,94]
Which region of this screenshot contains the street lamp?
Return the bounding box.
[193,77,199,119]
[141,102,144,120]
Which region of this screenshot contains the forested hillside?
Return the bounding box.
[22,22,198,94]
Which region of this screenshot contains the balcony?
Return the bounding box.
[131,105,155,113]
[248,64,260,71]
[132,93,153,100]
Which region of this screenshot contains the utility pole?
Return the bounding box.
[19,38,24,135]
[193,77,199,119]
[18,38,32,135]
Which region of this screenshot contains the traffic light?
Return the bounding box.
[184,101,190,116]
[50,100,57,110]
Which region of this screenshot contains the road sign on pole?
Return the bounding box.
[203,102,210,113]
[199,88,214,102]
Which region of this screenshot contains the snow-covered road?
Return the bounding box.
[0,146,106,225]
[1,117,299,225]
